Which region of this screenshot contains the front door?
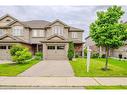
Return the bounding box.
[46,44,67,60]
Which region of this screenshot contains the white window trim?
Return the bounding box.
[0,29,4,36]
[52,26,63,36]
[12,26,23,36]
[32,30,45,37]
[72,32,78,38]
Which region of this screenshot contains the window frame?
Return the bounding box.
[47,46,55,50]
[52,26,64,36]
[32,30,45,37]
[12,26,23,36]
[0,29,4,36]
[72,32,78,38]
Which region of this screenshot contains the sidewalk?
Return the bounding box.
[0,77,127,88]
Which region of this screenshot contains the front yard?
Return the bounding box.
[85,85,127,89]
[70,58,127,77]
[0,59,40,76]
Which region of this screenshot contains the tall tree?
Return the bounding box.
[90,6,127,70]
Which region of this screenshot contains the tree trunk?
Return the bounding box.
[104,47,109,70]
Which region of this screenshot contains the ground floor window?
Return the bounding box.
[47,46,55,50]
[57,46,64,50]
[0,46,6,49]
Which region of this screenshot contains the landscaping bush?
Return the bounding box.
[10,45,32,64]
[75,54,80,58]
[84,48,87,57]
[91,52,99,58]
[101,54,106,58]
[67,42,74,60]
[10,45,25,56]
[35,52,43,60]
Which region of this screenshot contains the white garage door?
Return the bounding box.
[46,45,67,60]
[0,45,11,60]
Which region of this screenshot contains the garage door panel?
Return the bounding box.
[46,44,67,60]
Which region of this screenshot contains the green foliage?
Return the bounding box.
[90,6,127,49]
[84,48,87,57]
[89,6,127,69]
[67,42,74,60]
[35,52,43,60]
[10,45,32,64]
[101,54,106,58]
[10,45,25,56]
[91,52,99,58]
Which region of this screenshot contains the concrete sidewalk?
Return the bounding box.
[0,77,127,88]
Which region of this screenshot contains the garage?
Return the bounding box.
[46,44,67,60]
[0,45,11,60]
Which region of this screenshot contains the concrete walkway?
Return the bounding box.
[0,77,127,88]
[18,60,74,77]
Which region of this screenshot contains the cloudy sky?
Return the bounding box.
[0,6,127,40]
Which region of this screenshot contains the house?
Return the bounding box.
[0,14,84,60]
[85,36,127,58]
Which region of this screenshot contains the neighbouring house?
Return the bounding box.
[85,36,127,59]
[0,14,84,60]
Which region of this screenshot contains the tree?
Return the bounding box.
[10,45,32,64]
[67,42,74,60]
[90,6,127,70]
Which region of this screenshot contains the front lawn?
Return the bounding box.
[85,85,127,89]
[70,58,127,77]
[0,59,40,76]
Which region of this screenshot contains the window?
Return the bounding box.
[12,26,23,36]
[0,46,6,49]
[72,32,78,38]
[57,46,64,50]
[8,46,12,49]
[0,29,4,36]
[47,46,55,50]
[52,26,63,36]
[32,30,44,37]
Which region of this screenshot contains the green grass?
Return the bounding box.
[85,85,127,89]
[0,59,40,76]
[70,58,127,77]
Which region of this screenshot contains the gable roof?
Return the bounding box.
[0,34,30,44]
[47,34,65,40]
[46,19,69,27]
[22,20,51,28]
[69,26,84,32]
[0,14,84,32]
[0,14,19,21]
[0,14,28,28]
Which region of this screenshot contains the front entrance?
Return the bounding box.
[0,45,12,60]
[46,44,67,60]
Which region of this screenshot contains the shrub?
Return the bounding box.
[84,48,87,57]
[10,45,32,64]
[35,52,43,60]
[91,52,99,58]
[67,42,74,60]
[101,54,106,58]
[10,45,25,56]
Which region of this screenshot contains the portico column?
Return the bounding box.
[82,44,84,58]
[37,44,38,52]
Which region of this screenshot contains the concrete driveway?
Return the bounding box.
[18,60,74,77]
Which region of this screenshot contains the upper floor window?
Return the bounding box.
[72,32,78,38]
[12,26,23,36]
[0,29,4,36]
[52,26,63,36]
[32,30,44,37]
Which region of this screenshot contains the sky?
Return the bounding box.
[0,6,127,41]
